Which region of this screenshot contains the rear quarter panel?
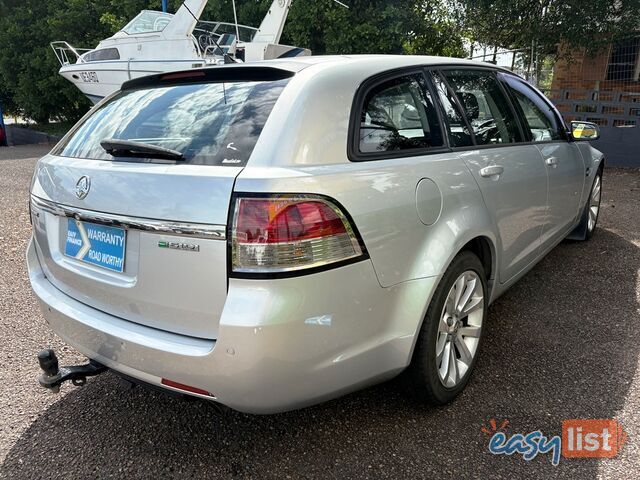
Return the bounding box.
[240,61,499,290]
[235,154,498,291]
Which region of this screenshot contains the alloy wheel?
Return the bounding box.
[436,271,484,388]
[588,175,601,232]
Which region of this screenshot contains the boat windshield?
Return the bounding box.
[122,11,173,35]
[194,21,258,43]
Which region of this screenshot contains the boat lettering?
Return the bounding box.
[80,71,99,83]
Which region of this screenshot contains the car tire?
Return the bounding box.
[570,170,603,241]
[408,251,487,405]
[582,170,603,241]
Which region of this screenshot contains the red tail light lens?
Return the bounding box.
[231,195,366,274]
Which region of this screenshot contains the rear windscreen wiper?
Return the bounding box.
[100,139,184,161]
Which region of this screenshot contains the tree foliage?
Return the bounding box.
[0,0,465,122]
[0,0,111,122]
[454,0,640,54]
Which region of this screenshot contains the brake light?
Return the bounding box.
[231,195,366,275]
[161,71,206,81]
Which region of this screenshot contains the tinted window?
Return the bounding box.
[358,74,443,154]
[501,75,563,141]
[443,70,522,145]
[431,72,474,147]
[83,48,120,62]
[53,79,289,166]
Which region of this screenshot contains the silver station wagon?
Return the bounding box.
[28,56,604,413]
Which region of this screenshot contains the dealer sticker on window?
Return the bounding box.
[64,219,126,273]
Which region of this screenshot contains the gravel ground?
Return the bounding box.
[1,145,639,479]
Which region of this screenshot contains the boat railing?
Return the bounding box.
[50,41,92,66]
[194,21,258,43]
[202,33,237,60]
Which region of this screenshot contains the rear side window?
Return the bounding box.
[53,79,289,166]
[357,73,443,155]
[500,75,563,142]
[431,72,474,147]
[442,70,523,145]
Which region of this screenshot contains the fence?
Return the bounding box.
[476,39,640,167]
[546,37,640,167]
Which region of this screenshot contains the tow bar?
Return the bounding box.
[37,349,108,393]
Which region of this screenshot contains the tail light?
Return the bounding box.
[230,194,367,275]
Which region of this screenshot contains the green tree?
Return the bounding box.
[203,0,436,55]
[454,0,640,54]
[404,1,466,57]
[0,0,115,122]
[283,0,466,56]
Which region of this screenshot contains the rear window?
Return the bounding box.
[53,79,289,166]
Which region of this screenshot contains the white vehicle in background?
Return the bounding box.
[50,0,316,104]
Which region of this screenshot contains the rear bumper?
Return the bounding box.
[28,237,438,413]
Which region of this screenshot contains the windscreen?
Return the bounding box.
[53,79,289,166]
[122,11,173,34]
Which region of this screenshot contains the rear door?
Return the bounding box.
[30,74,290,339]
[433,69,548,283]
[499,73,585,246]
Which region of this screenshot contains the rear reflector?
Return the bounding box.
[161,378,214,397]
[230,195,366,275]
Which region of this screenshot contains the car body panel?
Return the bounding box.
[28,238,437,413]
[536,142,585,248]
[458,145,548,284]
[26,55,604,412]
[235,153,495,288]
[31,155,241,224]
[30,155,237,339]
[576,142,605,193]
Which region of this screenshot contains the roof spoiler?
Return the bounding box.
[121,66,296,91]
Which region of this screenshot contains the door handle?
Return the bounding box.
[479,165,504,178]
[545,157,558,167]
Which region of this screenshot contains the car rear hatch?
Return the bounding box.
[30,67,293,339]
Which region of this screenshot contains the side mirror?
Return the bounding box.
[570,121,600,141]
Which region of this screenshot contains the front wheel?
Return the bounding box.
[567,170,603,241]
[408,251,487,405]
[585,172,602,239]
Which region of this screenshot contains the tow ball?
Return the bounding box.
[37,349,108,393]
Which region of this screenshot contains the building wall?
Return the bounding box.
[552,43,640,89]
[548,41,640,167]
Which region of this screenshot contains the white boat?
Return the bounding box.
[51,0,311,103]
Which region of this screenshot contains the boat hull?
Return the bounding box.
[59,59,207,103]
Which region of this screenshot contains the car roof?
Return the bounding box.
[251,54,509,71]
[121,55,516,91]
[209,55,514,76]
